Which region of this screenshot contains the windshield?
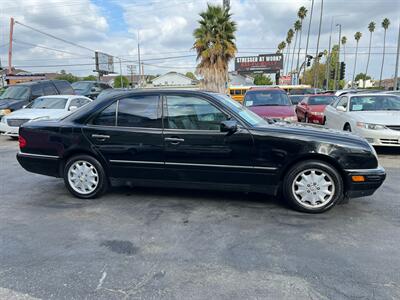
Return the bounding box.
[349,95,400,111]
[72,82,92,91]
[0,86,30,101]
[308,96,337,105]
[214,94,268,127]
[244,90,291,107]
[27,97,68,109]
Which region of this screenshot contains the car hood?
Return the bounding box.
[0,99,25,109]
[309,105,327,112]
[248,105,296,117]
[351,111,400,125]
[5,109,69,120]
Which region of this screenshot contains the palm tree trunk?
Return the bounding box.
[296,25,303,75]
[285,43,291,75]
[379,29,387,87]
[352,42,359,88]
[364,32,373,88]
[290,33,298,78]
[303,0,314,81]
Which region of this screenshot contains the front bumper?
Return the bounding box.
[0,122,19,136]
[356,128,400,147]
[344,166,386,198]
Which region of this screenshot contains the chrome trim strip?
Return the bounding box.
[18,152,59,159]
[344,168,385,173]
[166,162,277,170]
[109,159,277,170]
[110,160,164,165]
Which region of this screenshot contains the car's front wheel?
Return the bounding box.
[63,155,108,199]
[283,160,344,213]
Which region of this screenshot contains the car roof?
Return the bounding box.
[247,87,285,92]
[347,93,396,97]
[36,95,80,99]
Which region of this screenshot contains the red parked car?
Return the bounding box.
[243,88,297,122]
[295,94,338,124]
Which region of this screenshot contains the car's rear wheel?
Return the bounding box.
[63,155,108,199]
[304,114,309,123]
[283,160,344,213]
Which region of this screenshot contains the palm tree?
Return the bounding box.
[296,6,308,74]
[379,18,391,87]
[364,21,375,88]
[277,41,286,54]
[290,20,302,75]
[285,29,294,75]
[352,32,362,88]
[341,36,347,62]
[193,4,237,93]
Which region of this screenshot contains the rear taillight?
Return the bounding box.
[19,136,27,148]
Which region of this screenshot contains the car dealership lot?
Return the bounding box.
[0,136,399,299]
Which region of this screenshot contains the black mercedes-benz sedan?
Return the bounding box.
[16,90,386,213]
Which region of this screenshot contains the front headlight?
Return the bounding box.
[28,116,50,123]
[283,116,297,123]
[357,122,386,130]
[0,109,11,116]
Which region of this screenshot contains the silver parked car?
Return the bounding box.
[324,93,400,147]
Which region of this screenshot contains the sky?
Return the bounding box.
[0,0,399,82]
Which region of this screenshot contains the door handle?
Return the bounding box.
[91,134,110,140]
[165,137,184,144]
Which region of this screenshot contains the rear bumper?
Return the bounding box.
[16,151,61,177]
[344,166,386,198]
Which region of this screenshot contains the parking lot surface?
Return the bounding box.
[0,136,399,299]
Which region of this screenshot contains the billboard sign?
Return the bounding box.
[235,54,283,73]
[95,51,114,74]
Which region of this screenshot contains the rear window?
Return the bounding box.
[308,96,337,105]
[54,80,74,94]
[27,97,68,109]
[244,90,291,107]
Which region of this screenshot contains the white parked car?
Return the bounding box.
[0,95,92,137]
[324,93,400,147]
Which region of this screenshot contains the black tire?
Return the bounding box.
[63,155,108,199]
[304,114,309,123]
[282,160,344,213]
[344,124,352,132]
[322,117,326,125]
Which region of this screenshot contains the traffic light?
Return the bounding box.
[330,69,335,80]
[306,55,313,67]
[339,62,346,80]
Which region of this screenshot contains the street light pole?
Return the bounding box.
[313,0,324,88]
[303,0,314,83]
[394,22,400,90]
[334,24,342,90]
[325,17,334,90]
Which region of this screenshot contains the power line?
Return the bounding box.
[13,40,88,57]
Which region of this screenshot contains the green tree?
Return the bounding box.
[296,6,308,73]
[55,72,79,83]
[364,21,375,88]
[113,75,129,88]
[285,29,294,75]
[185,72,197,80]
[277,41,286,54]
[379,18,390,87]
[290,20,302,74]
[352,32,362,88]
[82,75,97,81]
[193,4,237,93]
[355,73,371,82]
[253,74,273,85]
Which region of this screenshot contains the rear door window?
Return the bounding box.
[53,80,74,94]
[92,102,117,126]
[42,82,58,95]
[117,95,161,128]
[31,84,44,99]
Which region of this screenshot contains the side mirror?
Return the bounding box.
[69,105,78,111]
[336,105,346,112]
[220,120,238,134]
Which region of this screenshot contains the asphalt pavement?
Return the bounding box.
[0,136,399,300]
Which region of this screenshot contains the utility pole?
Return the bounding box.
[8,17,14,74]
[394,22,400,90]
[334,24,342,90]
[325,17,334,90]
[313,0,324,88]
[127,65,136,88]
[137,31,141,87]
[119,58,123,88]
[223,0,230,10]
[303,0,314,83]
